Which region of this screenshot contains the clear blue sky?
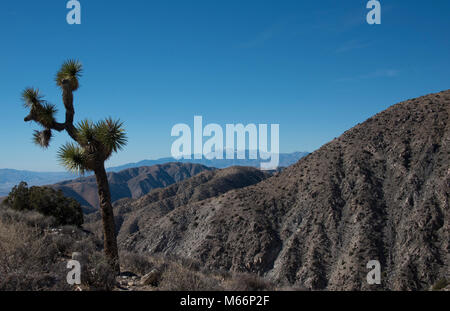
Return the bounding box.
[1,0,449,171]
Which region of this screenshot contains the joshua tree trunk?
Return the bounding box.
[94,163,120,274]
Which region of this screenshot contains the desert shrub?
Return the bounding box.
[5,182,83,226]
[225,273,275,291]
[72,234,102,255]
[0,206,109,291]
[0,216,70,290]
[158,262,222,291]
[276,284,309,291]
[0,207,57,229]
[212,269,232,280]
[51,233,77,255]
[164,253,202,272]
[432,278,448,291]
[0,271,69,291]
[83,253,117,290]
[178,257,202,272]
[117,252,280,292]
[82,219,104,241]
[120,251,154,275]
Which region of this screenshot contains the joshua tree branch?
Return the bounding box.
[24,81,79,143]
[23,114,66,131]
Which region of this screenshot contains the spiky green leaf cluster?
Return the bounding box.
[37,103,58,128]
[76,118,127,156]
[22,88,45,108]
[57,118,128,174]
[57,143,88,174]
[55,59,83,90]
[33,129,52,148]
[22,88,57,129]
[76,119,97,146]
[96,118,128,153]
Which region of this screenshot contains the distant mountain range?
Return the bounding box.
[107,151,309,172]
[0,151,308,196]
[0,169,75,196]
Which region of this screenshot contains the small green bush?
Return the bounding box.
[5,182,83,227]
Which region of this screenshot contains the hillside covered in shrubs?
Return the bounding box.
[0,171,284,291]
[0,202,286,291]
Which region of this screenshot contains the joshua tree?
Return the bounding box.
[22,60,126,273]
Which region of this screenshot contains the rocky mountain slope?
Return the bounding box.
[110,90,449,290]
[52,163,213,212]
[85,166,271,243]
